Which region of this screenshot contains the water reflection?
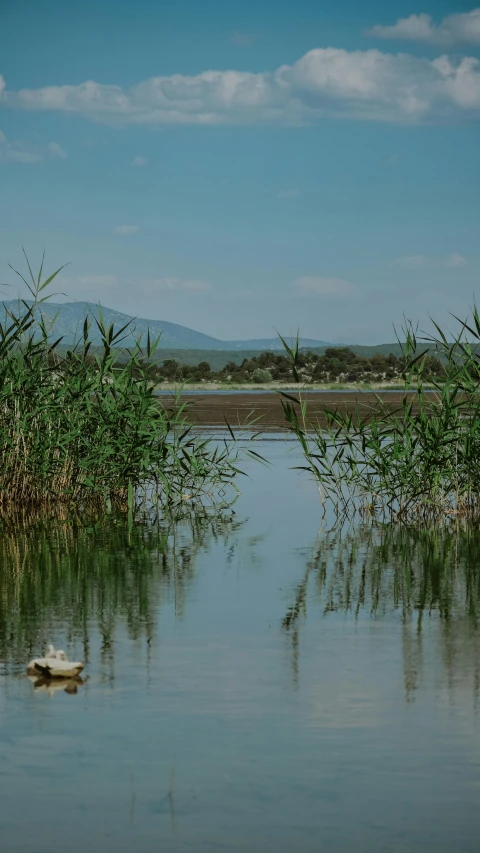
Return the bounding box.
[284,523,480,702]
[0,509,244,675]
[2,446,480,852]
[27,674,84,695]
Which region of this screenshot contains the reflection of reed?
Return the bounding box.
[284,523,480,699]
[0,509,243,669]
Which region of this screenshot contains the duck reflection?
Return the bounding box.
[28,674,85,696]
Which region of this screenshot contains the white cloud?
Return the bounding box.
[277,188,301,199]
[140,277,211,294]
[396,253,468,269]
[2,46,480,126]
[0,129,67,163]
[231,32,261,48]
[368,9,480,46]
[132,155,148,166]
[114,224,140,235]
[294,276,355,297]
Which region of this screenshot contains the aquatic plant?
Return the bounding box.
[279,313,480,521]
[0,254,245,512]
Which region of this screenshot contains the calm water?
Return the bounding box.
[1,439,480,852]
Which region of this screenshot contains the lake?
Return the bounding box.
[1,437,480,853]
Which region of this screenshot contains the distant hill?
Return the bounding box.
[306,343,430,360]
[225,336,331,351]
[0,299,330,351]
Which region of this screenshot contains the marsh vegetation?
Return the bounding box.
[0,255,246,513]
[148,345,443,386]
[280,315,480,521]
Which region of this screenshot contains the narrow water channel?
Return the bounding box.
[1,438,479,852]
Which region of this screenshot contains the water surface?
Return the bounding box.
[1,439,480,852]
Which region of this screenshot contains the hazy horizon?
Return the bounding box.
[0,293,423,347]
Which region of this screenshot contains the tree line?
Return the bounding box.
[142,346,445,384]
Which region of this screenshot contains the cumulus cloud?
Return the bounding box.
[396,253,468,268]
[368,9,480,46]
[1,46,480,126]
[114,224,140,235]
[132,155,148,166]
[0,129,67,163]
[294,276,355,296]
[277,188,301,199]
[140,277,211,293]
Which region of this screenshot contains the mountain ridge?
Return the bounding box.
[0,299,332,351]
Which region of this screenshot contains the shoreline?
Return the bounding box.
[159,388,438,430]
[155,381,418,392]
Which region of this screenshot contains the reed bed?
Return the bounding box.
[0,255,245,512]
[279,314,480,521]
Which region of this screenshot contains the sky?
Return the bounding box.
[0,0,479,344]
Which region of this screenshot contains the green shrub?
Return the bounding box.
[252,368,272,383]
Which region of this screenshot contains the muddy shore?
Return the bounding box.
[165,390,432,430]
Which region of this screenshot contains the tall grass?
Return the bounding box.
[279,312,480,521]
[0,254,244,512]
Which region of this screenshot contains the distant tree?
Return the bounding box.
[252,368,272,383]
[423,355,444,377]
[161,359,181,380]
[324,348,356,364]
[196,361,211,378]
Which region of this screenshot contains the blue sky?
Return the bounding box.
[1,0,479,343]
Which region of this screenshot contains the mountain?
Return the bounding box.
[224,336,331,351]
[0,299,331,351]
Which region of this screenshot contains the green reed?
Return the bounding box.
[279,313,480,521]
[0,254,244,512]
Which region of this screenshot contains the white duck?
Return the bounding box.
[27,644,84,679]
